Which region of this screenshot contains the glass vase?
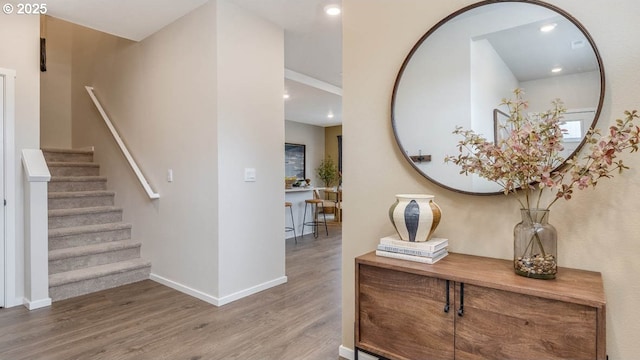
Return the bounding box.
[514,209,557,279]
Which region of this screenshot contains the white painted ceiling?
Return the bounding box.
[481,16,598,82]
[40,0,344,127]
[40,0,209,41]
[36,1,596,129]
[231,0,343,127]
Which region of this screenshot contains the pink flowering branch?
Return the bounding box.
[545,110,640,208]
[445,89,640,211]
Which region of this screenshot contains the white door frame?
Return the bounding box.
[0,67,16,308]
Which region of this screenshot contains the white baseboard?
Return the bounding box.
[23,297,52,310]
[217,276,288,305]
[5,296,22,308]
[150,273,288,307]
[150,273,220,305]
[339,345,378,360]
[339,345,354,360]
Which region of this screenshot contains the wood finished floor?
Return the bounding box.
[0,225,343,360]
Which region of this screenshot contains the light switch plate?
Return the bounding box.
[244,168,256,182]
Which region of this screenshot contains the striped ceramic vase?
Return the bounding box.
[389,194,442,242]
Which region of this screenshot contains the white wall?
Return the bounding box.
[285,120,325,187]
[522,70,601,112]
[216,0,286,301]
[342,0,640,359]
[49,0,285,306]
[469,38,519,193]
[0,13,40,306]
[40,16,72,149]
[470,38,518,135]
[73,3,219,302]
[70,3,221,297]
[392,17,471,192]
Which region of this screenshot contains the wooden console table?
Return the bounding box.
[355,251,606,360]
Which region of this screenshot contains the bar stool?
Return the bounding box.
[285,202,297,243]
[302,191,328,238]
[335,200,342,223]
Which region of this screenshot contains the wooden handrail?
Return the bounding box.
[85,86,159,199]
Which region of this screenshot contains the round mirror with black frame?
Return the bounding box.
[391,0,605,195]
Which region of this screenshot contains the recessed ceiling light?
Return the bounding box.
[324,4,341,16]
[328,112,334,119]
[551,67,563,73]
[540,23,557,33]
[283,93,290,99]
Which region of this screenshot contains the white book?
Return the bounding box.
[379,234,448,252]
[375,249,448,264]
[376,243,447,258]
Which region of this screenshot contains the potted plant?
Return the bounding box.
[446,89,640,279]
[316,156,339,188]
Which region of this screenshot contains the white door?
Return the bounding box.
[0,68,15,308]
[0,73,5,308]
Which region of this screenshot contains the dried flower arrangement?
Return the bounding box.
[445,88,640,211]
[445,88,639,278]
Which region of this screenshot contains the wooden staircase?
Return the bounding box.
[44,148,151,301]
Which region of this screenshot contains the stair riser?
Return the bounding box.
[49,166,100,177]
[49,247,141,274]
[49,228,132,250]
[48,195,115,210]
[44,152,93,163]
[49,180,107,192]
[49,210,123,229]
[49,267,150,301]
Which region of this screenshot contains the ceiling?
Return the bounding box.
[39,0,209,41]
[231,0,343,127]
[481,16,598,82]
[32,1,595,129]
[39,0,343,127]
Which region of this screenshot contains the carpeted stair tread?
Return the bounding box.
[49,258,151,287]
[48,162,100,176]
[49,222,132,237]
[48,190,116,199]
[43,148,94,163]
[49,240,141,261]
[47,161,100,168]
[49,176,107,182]
[49,206,123,229]
[45,148,151,301]
[42,148,93,155]
[49,205,121,217]
[48,176,108,192]
[49,223,133,251]
[48,190,116,209]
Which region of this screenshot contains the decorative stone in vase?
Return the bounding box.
[514,208,557,279]
[389,194,442,242]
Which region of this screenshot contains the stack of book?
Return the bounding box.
[376,234,448,264]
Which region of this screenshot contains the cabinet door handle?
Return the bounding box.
[457,283,464,316]
[444,280,450,313]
